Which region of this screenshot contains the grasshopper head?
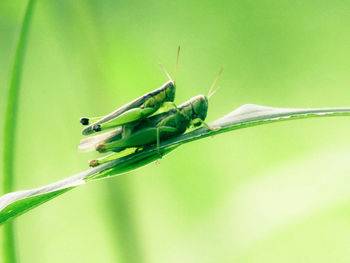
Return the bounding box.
[190,95,208,121]
[165,80,176,102]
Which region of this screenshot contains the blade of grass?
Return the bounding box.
[2,0,37,262]
[1,105,350,225]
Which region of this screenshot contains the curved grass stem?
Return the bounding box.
[2,0,36,262]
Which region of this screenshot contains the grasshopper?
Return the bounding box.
[84,69,222,167]
[80,47,180,135]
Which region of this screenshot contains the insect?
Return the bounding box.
[83,69,222,167]
[80,47,180,135]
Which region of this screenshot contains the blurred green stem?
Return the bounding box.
[106,178,145,263]
[2,0,36,262]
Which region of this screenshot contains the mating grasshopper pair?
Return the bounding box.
[78,48,220,167]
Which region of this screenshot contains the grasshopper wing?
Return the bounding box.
[78,128,122,152]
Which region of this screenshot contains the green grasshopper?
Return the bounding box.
[84,70,222,167]
[80,48,180,135]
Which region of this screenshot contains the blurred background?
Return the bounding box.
[1,0,350,262]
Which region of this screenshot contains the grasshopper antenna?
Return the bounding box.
[208,68,223,98]
[208,86,221,99]
[174,46,180,83]
[159,63,173,82]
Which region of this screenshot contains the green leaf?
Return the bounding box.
[1,104,350,225]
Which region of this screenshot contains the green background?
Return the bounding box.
[1,0,350,262]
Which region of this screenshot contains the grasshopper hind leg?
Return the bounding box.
[96,126,178,153]
[89,147,139,167]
